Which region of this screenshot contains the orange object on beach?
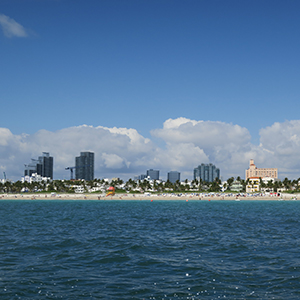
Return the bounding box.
[106,186,115,196]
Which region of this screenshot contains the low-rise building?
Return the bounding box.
[231,180,243,192]
[22,173,51,184]
[260,177,280,193]
[72,185,85,193]
[246,177,260,193]
[261,177,276,185]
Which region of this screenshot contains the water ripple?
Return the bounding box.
[1,200,300,299]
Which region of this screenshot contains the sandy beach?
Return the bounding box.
[0,193,298,201]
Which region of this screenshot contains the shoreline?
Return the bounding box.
[0,193,299,201]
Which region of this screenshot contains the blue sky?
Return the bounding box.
[1,0,300,181]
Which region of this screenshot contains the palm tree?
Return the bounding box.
[260,178,266,189]
[198,179,203,191]
[292,179,298,191]
[47,182,55,192]
[227,177,234,189]
[208,179,221,192]
[12,181,23,193]
[283,177,291,191]
[164,179,173,191]
[4,181,12,193]
[153,180,158,191]
[241,179,246,192]
[265,180,274,192]
[273,180,282,192]
[157,181,164,192]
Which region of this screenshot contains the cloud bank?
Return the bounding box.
[0,14,28,38]
[1,118,300,181]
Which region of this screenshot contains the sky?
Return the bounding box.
[1,0,300,182]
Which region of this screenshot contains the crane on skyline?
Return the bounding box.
[65,166,76,180]
[65,165,91,180]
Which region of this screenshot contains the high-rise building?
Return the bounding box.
[75,152,94,181]
[193,163,220,183]
[146,169,159,180]
[39,152,53,179]
[24,152,53,179]
[167,171,180,183]
[24,159,40,177]
[134,174,147,181]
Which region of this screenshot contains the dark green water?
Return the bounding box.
[0,200,300,299]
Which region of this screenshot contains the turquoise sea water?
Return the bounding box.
[0,200,300,299]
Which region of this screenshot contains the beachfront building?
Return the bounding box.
[246,177,260,193]
[146,169,159,180]
[193,163,220,183]
[260,177,280,193]
[167,171,180,183]
[24,152,53,179]
[261,177,278,185]
[245,159,278,180]
[75,152,94,181]
[230,180,243,192]
[22,172,51,184]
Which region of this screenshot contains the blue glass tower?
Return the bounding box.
[193,163,220,183]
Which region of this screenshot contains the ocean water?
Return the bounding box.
[0,200,300,299]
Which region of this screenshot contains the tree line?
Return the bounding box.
[0,177,299,194]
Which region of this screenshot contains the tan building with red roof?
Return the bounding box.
[245,159,278,180]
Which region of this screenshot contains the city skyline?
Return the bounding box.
[19,150,286,184]
[1,1,300,181]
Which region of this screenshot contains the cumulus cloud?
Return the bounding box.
[152,118,250,147]
[151,118,300,179]
[151,118,254,177]
[0,125,156,181]
[259,120,300,176]
[0,14,28,38]
[102,153,126,169]
[1,119,300,181]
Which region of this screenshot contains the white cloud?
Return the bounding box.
[0,14,28,38]
[152,118,300,179]
[258,120,300,176]
[151,118,255,179]
[152,118,250,148]
[1,119,300,181]
[0,125,155,180]
[0,128,14,146]
[102,153,126,169]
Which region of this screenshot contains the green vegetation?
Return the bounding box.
[0,176,299,194]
